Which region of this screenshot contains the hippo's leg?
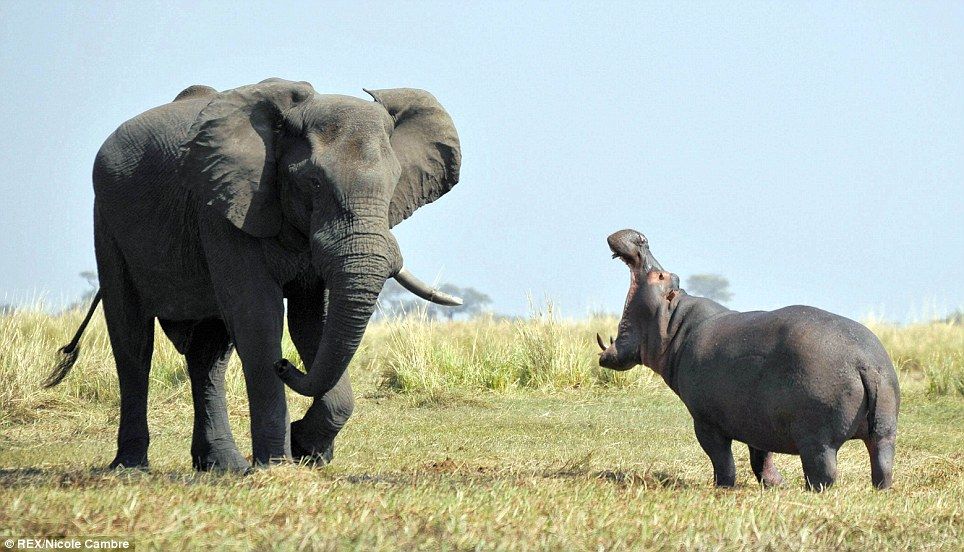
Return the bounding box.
[693,421,736,487]
[800,443,838,492]
[864,434,895,490]
[748,446,784,487]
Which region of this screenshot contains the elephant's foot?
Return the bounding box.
[291,429,335,466]
[294,441,334,466]
[193,448,252,473]
[108,455,149,471]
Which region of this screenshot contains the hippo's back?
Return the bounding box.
[757,305,890,370]
[698,305,889,372]
[678,305,892,452]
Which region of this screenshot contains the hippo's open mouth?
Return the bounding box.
[606,229,662,273]
[608,233,644,268]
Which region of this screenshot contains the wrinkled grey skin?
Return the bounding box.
[46,79,461,471]
[598,229,899,491]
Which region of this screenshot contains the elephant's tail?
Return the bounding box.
[43,291,102,388]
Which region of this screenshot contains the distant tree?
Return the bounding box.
[685,274,733,303]
[374,281,492,320]
[0,303,15,316]
[80,271,99,289]
[374,280,423,319]
[428,285,492,320]
[942,309,963,325]
[63,271,99,312]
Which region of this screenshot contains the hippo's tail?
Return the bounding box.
[857,362,900,440]
[857,361,900,489]
[43,291,102,388]
[857,366,880,436]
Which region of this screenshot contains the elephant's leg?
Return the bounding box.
[104,307,154,469]
[96,231,154,469]
[748,446,784,487]
[800,443,838,492]
[185,318,249,472]
[693,420,736,487]
[287,283,354,465]
[291,373,354,465]
[219,291,289,465]
[201,214,290,466]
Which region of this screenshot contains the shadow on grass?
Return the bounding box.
[0,467,245,489]
[539,451,688,489]
[0,459,689,491]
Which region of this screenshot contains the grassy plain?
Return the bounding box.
[0,307,961,550]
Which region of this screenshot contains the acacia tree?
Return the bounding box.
[685,274,733,303]
[375,281,492,320]
[428,285,492,320]
[62,271,99,312]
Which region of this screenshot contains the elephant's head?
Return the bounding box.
[598,230,679,372]
[178,78,462,397]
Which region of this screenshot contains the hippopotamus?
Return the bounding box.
[597,229,900,491]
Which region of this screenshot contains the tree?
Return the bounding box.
[80,271,99,289]
[373,280,423,319]
[685,274,733,303]
[428,285,492,320]
[374,281,492,320]
[943,309,963,325]
[63,271,99,312]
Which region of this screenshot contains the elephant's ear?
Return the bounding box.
[364,88,461,228]
[179,78,315,237]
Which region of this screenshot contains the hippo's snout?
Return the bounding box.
[607,229,663,273]
[597,331,641,371]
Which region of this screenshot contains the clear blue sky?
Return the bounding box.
[0,1,961,322]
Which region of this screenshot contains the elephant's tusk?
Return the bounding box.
[596,333,607,351]
[393,267,463,306]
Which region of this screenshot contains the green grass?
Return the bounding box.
[1,308,962,550]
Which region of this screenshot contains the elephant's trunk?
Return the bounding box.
[276,224,399,397]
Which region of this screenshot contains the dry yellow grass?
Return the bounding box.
[0,307,961,550]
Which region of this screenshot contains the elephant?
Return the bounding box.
[597,229,900,491]
[45,78,464,471]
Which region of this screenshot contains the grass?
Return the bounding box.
[0,306,962,550]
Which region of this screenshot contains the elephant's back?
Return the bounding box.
[93,97,210,195]
[91,96,220,319]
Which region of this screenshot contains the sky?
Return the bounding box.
[0,1,961,322]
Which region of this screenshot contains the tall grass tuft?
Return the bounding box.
[866,320,964,397]
[0,305,249,424]
[375,301,660,394]
[1,304,960,416]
